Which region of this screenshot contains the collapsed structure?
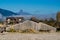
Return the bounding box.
[6,20,56,32]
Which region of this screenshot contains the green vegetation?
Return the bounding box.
[20,29,37,33]
[7,28,16,32]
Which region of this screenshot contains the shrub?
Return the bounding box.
[21,29,36,33]
[7,28,16,32]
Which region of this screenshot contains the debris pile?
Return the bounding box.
[6,20,56,32]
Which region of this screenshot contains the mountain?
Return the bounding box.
[0,8,18,17]
[0,8,56,20]
[17,10,56,20]
[32,13,56,20]
[18,10,31,15]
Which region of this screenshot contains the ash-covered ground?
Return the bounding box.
[0,32,60,40]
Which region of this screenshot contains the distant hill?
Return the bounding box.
[18,10,31,15]
[0,8,56,20]
[32,14,56,20]
[0,8,18,17]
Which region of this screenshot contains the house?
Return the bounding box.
[6,17,24,24]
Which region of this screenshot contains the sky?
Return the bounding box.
[0,0,60,15]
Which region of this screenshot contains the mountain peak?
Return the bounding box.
[0,8,18,17]
[18,9,31,15]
